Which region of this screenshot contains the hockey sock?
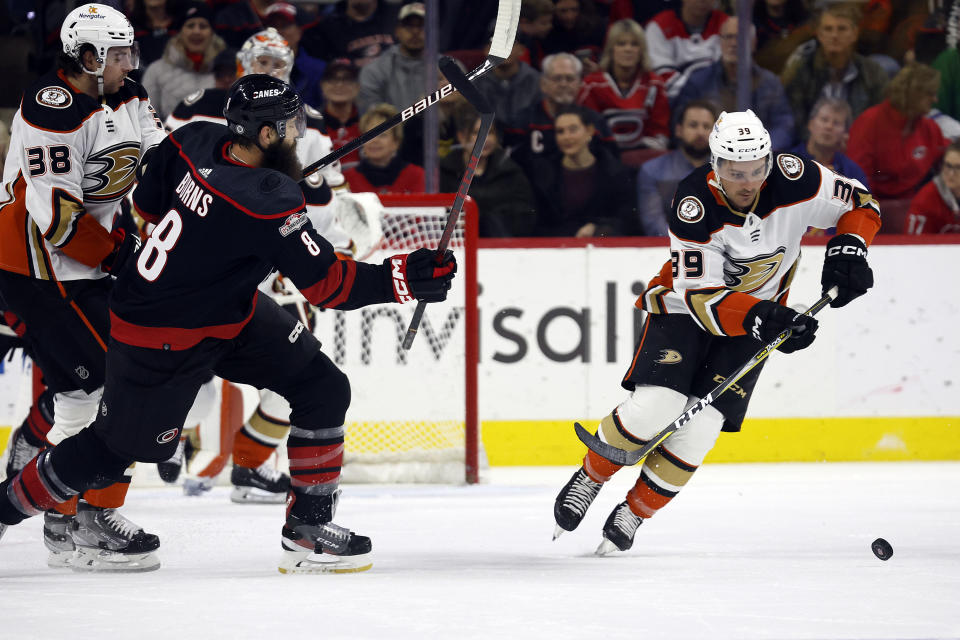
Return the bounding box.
[83,465,134,509]
[232,405,290,469]
[287,425,344,494]
[1,450,79,524]
[22,390,55,446]
[53,495,78,516]
[626,446,698,519]
[583,449,623,483]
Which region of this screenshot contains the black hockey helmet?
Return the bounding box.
[223,73,305,141]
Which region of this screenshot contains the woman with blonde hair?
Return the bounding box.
[847,63,949,199]
[577,18,670,150]
[343,103,426,194]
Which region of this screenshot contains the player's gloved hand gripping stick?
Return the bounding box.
[299,0,520,183]
[575,287,839,467]
[400,56,497,350]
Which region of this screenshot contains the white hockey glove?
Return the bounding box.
[334,191,384,261]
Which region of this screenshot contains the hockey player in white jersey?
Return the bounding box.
[553,109,881,553]
[0,3,166,570]
[160,28,384,502]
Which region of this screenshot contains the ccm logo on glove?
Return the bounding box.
[391,256,415,304]
[386,248,457,304]
[825,244,866,258]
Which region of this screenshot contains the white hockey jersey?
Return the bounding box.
[0,70,166,281]
[639,153,882,337]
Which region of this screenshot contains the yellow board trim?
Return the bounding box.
[481,417,960,466]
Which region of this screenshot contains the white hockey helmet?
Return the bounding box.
[238,28,295,83]
[61,4,138,69]
[709,109,773,183]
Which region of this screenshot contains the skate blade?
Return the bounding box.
[70,547,161,573]
[46,550,74,569]
[595,539,620,556]
[230,486,287,504]
[278,550,372,575]
[552,524,566,541]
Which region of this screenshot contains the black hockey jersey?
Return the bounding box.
[638,153,882,337]
[112,121,394,350]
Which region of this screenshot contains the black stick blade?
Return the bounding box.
[573,422,646,466]
[439,56,493,114]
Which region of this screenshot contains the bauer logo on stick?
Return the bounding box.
[677,196,705,223]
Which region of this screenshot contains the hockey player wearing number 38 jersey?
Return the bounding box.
[0,74,457,574]
[554,109,881,554]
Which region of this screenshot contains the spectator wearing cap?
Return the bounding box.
[300,0,398,69]
[321,59,363,169]
[343,103,426,194]
[358,2,433,114]
[787,97,869,189]
[473,40,541,129]
[262,2,326,108]
[141,1,227,119]
[671,16,794,149]
[129,0,178,69]
[214,0,311,49]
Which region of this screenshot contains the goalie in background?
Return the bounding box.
[0,75,457,574]
[162,27,385,503]
[553,109,881,554]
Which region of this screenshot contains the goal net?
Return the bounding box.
[312,193,480,484]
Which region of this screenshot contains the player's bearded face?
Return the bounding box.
[261,136,302,181]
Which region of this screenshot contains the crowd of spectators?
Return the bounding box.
[4,0,960,236]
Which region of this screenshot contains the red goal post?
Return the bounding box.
[323,193,480,484]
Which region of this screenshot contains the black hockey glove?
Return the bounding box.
[385,248,457,303]
[742,300,818,354]
[101,228,142,275]
[821,234,873,308]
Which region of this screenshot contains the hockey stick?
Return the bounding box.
[299,0,520,183]
[401,57,495,350]
[575,286,839,466]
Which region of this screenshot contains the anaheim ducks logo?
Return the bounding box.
[723,247,787,293]
[82,143,141,202]
[777,153,804,180]
[655,349,682,364]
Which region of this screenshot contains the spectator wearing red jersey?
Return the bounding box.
[847,63,949,199]
[320,58,362,170]
[578,19,670,150]
[644,0,729,98]
[906,141,960,234]
[343,103,425,194]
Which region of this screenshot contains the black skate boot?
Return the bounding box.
[70,501,161,572]
[279,490,372,574]
[230,460,290,504]
[596,501,644,555]
[2,425,43,480]
[43,511,76,568]
[553,467,603,539]
[156,438,184,484]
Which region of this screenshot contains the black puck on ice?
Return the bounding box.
[871,537,893,561]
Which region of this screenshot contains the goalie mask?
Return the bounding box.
[238,28,295,84]
[224,74,306,142]
[708,109,773,186]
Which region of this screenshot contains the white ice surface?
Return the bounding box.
[2,463,959,640]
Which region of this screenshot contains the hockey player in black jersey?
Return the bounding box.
[0,74,457,574]
[553,109,881,554]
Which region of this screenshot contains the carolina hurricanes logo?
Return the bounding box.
[723,247,787,293]
[156,428,179,444]
[83,143,141,201]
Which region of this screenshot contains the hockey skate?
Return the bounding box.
[553,467,603,540]
[156,438,185,484]
[230,460,290,504]
[2,426,42,480]
[43,511,76,568]
[596,501,643,555]
[69,502,161,572]
[278,491,372,574]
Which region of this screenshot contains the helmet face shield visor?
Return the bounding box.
[278,107,306,140]
[714,155,772,184]
[105,43,140,70]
